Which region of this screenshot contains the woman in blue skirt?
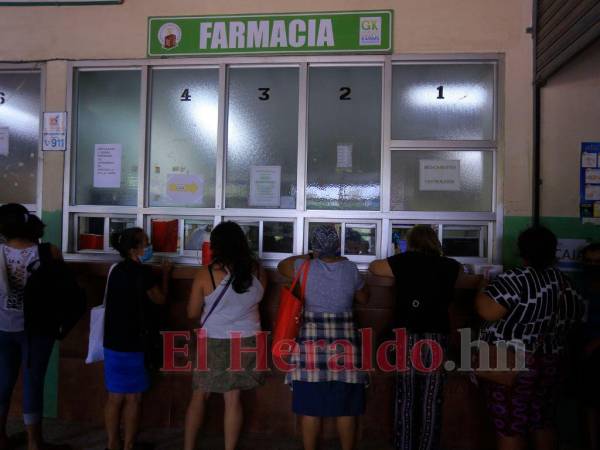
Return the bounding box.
[103,228,172,450]
[278,224,370,450]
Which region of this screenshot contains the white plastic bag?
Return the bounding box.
[85,263,117,364]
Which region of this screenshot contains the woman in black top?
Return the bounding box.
[369,225,480,450]
[103,228,171,450]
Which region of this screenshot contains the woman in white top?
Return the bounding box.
[184,221,267,450]
[0,204,61,450]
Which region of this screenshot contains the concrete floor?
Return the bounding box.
[6,418,394,450]
[5,418,587,450]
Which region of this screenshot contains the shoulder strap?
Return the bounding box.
[37,243,53,265]
[200,275,233,329]
[290,259,310,305]
[102,263,118,307]
[208,264,216,290]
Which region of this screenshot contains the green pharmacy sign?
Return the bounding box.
[148,11,393,57]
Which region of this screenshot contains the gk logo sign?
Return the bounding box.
[359,16,382,46]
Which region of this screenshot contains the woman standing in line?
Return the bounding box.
[103,227,171,450]
[278,224,370,450]
[476,226,582,450]
[368,225,480,450]
[184,221,267,450]
[0,204,62,450]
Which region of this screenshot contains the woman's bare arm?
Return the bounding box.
[368,258,394,278]
[277,254,310,280]
[187,267,207,320]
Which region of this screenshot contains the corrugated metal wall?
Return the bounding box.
[536,0,600,82]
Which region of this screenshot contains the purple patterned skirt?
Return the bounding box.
[482,353,562,437]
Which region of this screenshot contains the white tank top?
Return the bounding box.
[200,274,264,339]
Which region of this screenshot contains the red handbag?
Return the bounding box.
[272,260,310,359]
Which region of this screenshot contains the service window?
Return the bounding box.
[147,216,215,261]
[262,220,294,256]
[390,150,494,212]
[148,68,219,208]
[73,69,141,206]
[305,220,379,263]
[223,218,294,258]
[306,66,382,210]
[226,67,299,209]
[75,214,137,253]
[390,223,440,255]
[0,70,41,209]
[184,219,213,253]
[391,62,496,141]
[389,222,488,261]
[442,225,488,259]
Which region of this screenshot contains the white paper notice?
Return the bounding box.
[419,159,461,191]
[582,152,598,168]
[249,165,281,207]
[586,184,600,201]
[166,173,204,204]
[336,143,353,169]
[0,127,9,156]
[93,144,122,188]
[585,168,600,184]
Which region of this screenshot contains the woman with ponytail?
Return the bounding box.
[184,221,267,450]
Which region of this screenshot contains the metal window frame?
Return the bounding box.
[304,218,381,265]
[61,53,504,268]
[0,63,45,215]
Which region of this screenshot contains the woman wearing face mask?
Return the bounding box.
[103,228,172,450]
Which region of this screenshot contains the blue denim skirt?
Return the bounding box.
[104,348,149,394]
[292,381,365,417]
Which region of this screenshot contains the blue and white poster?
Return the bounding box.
[581,142,600,224]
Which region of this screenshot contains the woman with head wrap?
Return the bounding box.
[278,224,370,450]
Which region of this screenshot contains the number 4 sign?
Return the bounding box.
[42,112,67,151]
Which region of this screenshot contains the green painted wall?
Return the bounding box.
[503,215,600,268]
[41,209,62,418]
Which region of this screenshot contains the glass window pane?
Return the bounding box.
[390,151,493,212]
[391,224,440,254]
[442,225,487,257]
[109,217,136,237]
[226,68,298,209]
[149,68,218,207]
[239,222,259,254]
[391,63,495,141]
[74,70,141,206]
[307,222,341,253]
[150,218,179,253]
[345,224,376,256]
[307,66,382,210]
[184,219,213,251]
[0,71,40,205]
[263,221,294,254]
[78,217,104,251]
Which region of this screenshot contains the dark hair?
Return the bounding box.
[0,203,45,242]
[407,225,442,256]
[210,221,257,294]
[110,227,145,258]
[582,243,600,263]
[517,226,557,270]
